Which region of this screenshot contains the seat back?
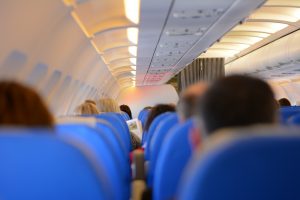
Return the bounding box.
[121,111,130,121]
[138,109,150,129]
[57,124,130,200]
[153,119,194,200]
[144,112,173,151]
[287,113,300,125]
[96,113,131,151]
[0,129,112,200]
[279,106,300,124]
[179,131,300,200]
[147,114,179,186]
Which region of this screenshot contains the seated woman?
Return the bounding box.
[143,104,176,145]
[98,98,141,150]
[120,104,132,120]
[76,100,100,115]
[0,81,54,127]
[97,98,121,113]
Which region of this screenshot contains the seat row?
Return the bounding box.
[139,107,300,200]
[1,108,300,200]
[0,112,132,200]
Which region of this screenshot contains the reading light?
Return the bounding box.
[131,66,136,70]
[130,58,137,65]
[127,28,139,44]
[124,0,140,24]
[128,46,138,56]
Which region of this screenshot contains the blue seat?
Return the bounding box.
[144,112,173,151]
[95,120,130,167]
[121,111,130,121]
[95,113,132,151]
[138,109,150,129]
[57,124,130,200]
[287,113,300,125]
[147,114,179,186]
[153,119,194,200]
[279,106,300,124]
[0,129,112,200]
[179,134,300,200]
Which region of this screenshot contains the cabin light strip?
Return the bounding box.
[200,1,300,59]
[124,0,140,24]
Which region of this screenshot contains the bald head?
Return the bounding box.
[177,82,208,121]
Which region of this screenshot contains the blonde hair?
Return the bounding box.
[76,101,100,115]
[97,98,121,113]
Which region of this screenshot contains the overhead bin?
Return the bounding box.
[226,30,300,80]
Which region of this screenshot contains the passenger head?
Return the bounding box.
[144,104,176,131]
[0,81,54,127]
[76,100,100,115]
[177,82,208,121]
[143,106,152,110]
[85,99,97,106]
[120,104,132,119]
[278,98,291,107]
[97,98,121,113]
[197,75,277,135]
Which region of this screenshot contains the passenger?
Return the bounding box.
[120,104,132,119]
[76,100,100,115]
[97,98,121,113]
[177,82,208,121]
[143,106,152,110]
[98,98,141,149]
[197,75,277,136]
[278,98,291,107]
[144,104,176,132]
[0,81,54,127]
[85,99,97,106]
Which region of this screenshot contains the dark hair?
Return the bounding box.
[278,98,291,107]
[198,75,277,135]
[143,106,152,110]
[144,104,175,131]
[120,104,132,119]
[0,81,54,127]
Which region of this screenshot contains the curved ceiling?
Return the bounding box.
[63,0,139,89]
[64,0,266,88]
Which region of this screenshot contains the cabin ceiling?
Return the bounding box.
[202,0,300,60]
[200,0,300,81]
[64,0,265,88]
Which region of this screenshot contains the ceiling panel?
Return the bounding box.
[201,0,300,69]
[136,0,266,85]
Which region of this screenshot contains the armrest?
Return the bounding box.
[132,149,146,200]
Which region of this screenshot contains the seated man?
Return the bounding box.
[177,82,208,122]
[196,75,277,137]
